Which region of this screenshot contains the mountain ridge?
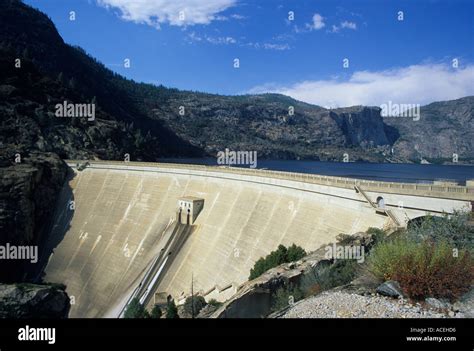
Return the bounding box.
[0,0,473,164]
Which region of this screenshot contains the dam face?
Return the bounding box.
[43,162,472,317]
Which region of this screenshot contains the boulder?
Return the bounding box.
[0,283,70,318]
[425,297,450,310]
[0,84,17,98]
[376,281,404,298]
[452,288,474,318]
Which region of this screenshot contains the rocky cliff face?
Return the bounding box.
[148,93,394,161]
[330,106,397,147]
[0,152,68,282]
[384,96,474,163]
[0,283,70,318]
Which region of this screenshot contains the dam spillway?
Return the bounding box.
[42,161,473,317]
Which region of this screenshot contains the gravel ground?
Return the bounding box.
[280,291,461,318]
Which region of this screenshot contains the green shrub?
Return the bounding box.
[407,212,473,251]
[271,285,304,312]
[300,259,359,296]
[366,227,386,246]
[369,238,474,300]
[369,237,418,281]
[183,295,206,316]
[249,244,306,280]
[286,244,306,262]
[207,299,222,308]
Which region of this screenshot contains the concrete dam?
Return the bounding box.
[42,161,473,317]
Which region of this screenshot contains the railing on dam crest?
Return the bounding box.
[66,160,474,201]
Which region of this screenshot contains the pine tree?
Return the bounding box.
[166,300,179,319]
[21,47,29,59]
[68,77,76,89]
[150,305,162,318]
[124,297,149,318]
[57,72,65,84]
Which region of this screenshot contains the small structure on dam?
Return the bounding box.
[178,197,204,225]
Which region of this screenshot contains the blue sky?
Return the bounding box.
[25,0,474,107]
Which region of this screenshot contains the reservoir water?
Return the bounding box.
[159,158,474,184]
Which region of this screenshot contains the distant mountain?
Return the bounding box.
[384,96,474,164]
[0,0,473,164]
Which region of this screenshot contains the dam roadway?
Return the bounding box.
[42,161,473,317]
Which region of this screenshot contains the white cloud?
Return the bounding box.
[187,34,288,50]
[186,32,236,44]
[230,14,246,20]
[340,21,357,30]
[96,0,236,27]
[247,64,474,108]
[206,36,236,44]
[262,43,290,51]
[244,42,291,51]
[331,20,357,33]
[300,15,357,34]
[306,13,325,30]
[273,33,295,41]
[187,31,202,41]
[330,24,340,33]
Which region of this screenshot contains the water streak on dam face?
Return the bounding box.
[43,162,471,317]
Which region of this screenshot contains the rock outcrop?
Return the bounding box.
[452,288,474,317]
[376,280,405,298]
[211,247,330,318]
[0,283,70,318]
[0,152,68,282]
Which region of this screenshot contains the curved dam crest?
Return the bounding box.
[42,162,473,317]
